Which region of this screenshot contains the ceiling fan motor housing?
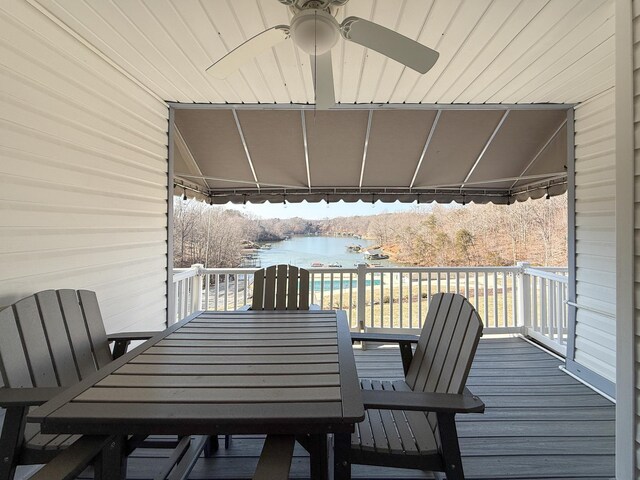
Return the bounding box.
[290,8,340,55]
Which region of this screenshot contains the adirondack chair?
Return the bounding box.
[246,264,315,310]
[349,293,485,480]
[0,289,204,480]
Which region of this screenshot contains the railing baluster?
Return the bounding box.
[502,271,508,328]
[339,272,344,311]
[215,274,220,311]
[455,272,460,294]
[370,271,375,328]
[329,272,335,309]
[541,278,548,335]
[418,272,423,327]
[389,272,394,330]
[399,272,403,329]
[243,274,248,306]
[349,272,354,328]
[234,273,239,310]
[474,271,479,310]
[379,271,384,329]
[320,273,325,310]
[493,272,500,327]
[408,272,413,329]
[483,272,489,326]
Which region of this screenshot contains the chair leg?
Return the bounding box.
[203,435,219,457]
[224,435,230,449]
[94,435,128,480]
[0,406,28,480]
[436,412,465,480]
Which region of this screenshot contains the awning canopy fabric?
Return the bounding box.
[172,106,569,205]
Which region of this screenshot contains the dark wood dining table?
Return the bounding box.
[29,309,364,480]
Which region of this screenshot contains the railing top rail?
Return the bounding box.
[194,265,524,274]
[173,269,198,282]
[523,267,568,283]
[199,268,258,275]
[529,266,568,272]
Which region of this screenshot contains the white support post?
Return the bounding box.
[356,263,367,331]
[357,263,367,350]
[516,262,531,335]
[190,264,204,313]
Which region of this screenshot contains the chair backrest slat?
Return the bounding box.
[58,290,99,378]
[263,266,277,310]
[287,266,299,310]
[276,264,289,309]
[251,265,310,311]
[36,290,80,386]
[77,290,112,369]
[13,296,58,387]
[298,269,310,310]
[0,307,33,388]
[252,269,266,310]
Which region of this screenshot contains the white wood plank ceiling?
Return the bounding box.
[32,0,614,106]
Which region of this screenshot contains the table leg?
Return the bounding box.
[94,436,127,480]
[308,433,328,480]
[333,432,351,480]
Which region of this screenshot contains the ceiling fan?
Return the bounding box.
[206,0,439,109]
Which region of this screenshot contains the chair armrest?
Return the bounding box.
[0,387,66,407]
[29,435,113,480]
[108,331,157,359]
[350,332,419,344]
[107,332,156,342]
[362,389,485,414]
[237,305,251,311]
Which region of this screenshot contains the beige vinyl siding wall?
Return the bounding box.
[0,0,169,333]
[573,88,616,383]
[633,0,640,474]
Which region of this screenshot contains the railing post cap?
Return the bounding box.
[190,263,205,274]
[516,261,530,269]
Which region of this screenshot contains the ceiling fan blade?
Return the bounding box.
[311,51,335,109]
[206,25,290,79]
[341,16,439,74]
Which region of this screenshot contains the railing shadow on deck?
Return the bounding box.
[172,263,568,356]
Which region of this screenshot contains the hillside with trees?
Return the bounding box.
[173,195,567,268]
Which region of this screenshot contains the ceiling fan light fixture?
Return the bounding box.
[290,9,339,55]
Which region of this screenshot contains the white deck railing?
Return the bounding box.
[173,263,568,356]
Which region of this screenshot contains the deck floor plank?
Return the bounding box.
[13,337,613,480]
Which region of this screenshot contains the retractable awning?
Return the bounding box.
[172,106,569,205]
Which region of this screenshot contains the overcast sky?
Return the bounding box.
[224,199,433,219]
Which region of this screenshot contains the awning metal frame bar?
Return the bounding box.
[232,109,261,190]
[301,111,312,191]
[461,110,510,188]
[358,110,374,190]
[509,118,568,189]
[174,125,210,190]
[410,110,441,189]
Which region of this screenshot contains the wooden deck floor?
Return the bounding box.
[13,337,615,480]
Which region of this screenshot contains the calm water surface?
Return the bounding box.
[256,236,398,268]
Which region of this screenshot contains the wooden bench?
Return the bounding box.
[253,435,296,480]
[0,289,207,480]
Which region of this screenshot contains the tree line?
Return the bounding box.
[173,194,567,268]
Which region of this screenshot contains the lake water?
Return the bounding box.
[255,235,398,269]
